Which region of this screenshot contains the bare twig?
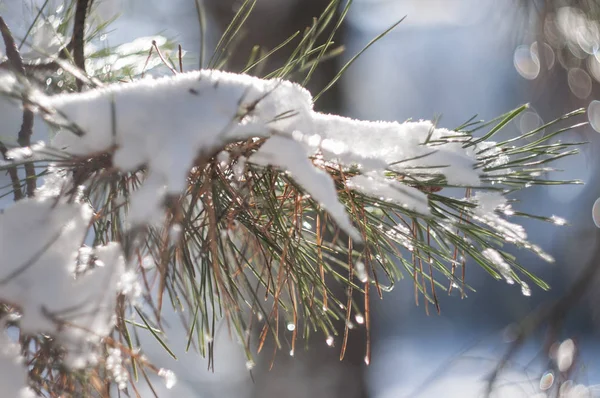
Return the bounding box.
[140,45,155,79]
[178,44,184,72]
[0,16,36,197]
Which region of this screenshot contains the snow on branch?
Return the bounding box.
[0,64,576,394]
[0,185,128,368]
[35,69,486,240]
[0,331,35,398]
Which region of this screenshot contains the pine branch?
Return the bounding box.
[72,0,90,91]
[0,1,591,395]
[0,16,36,197]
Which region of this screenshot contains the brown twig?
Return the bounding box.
[178,44,184,73]
[152,40,178,75]
[0,16,36,197]
[72,0,90,91]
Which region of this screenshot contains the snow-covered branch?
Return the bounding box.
[0,45,582,397]
[29,69,492,241]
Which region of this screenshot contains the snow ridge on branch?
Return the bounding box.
[37,70,486,240]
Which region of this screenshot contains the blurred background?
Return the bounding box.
[3,0,600,396]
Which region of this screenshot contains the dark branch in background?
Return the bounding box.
[485,233,600,396]
[72,0,90,91]
[0,18,25,73]
[0,16,36,198]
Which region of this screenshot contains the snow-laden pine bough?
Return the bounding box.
[0,69,585,393]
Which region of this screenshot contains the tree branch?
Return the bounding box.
[0,16,36,197]
[72,0,90,91]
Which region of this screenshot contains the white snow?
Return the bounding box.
[470,191,527,245]
[481,248,514,284]
[476,140,511,176]
[312,113,481,186]
[355,261,368,283]
[106,348,128,390]
[346,172,431,215]
[473,191,554,285]
[0,72,16,92]
[0,193,126,368]
[217,150,230,166]
[233,156,246,180]
[471,191,509,214]
[158,368,177,389]
[0,332,36,397]
[20,16,66,61]
[469,190,555,264]
[36,70,487,241]
[249,135,361,241]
